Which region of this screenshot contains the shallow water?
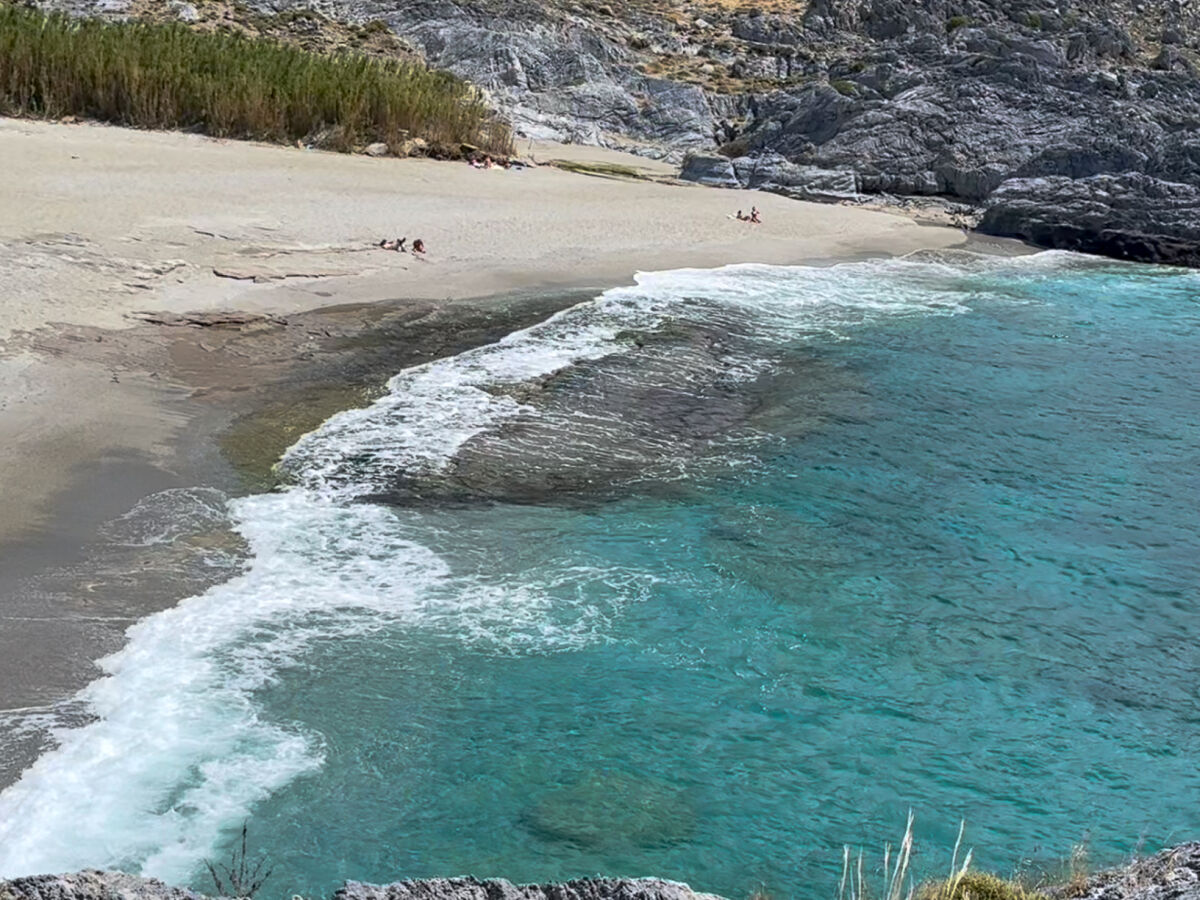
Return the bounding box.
[2,252,1199,899]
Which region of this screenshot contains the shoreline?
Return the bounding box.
[0,115,981,789]
[0,116,971,544]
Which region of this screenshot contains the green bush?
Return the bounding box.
[831,79,858,96]
[1025,12,1044,29]
[946,15,971,31]
[0,4,511,155]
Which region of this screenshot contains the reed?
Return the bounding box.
[0,4,511,155]
[840,815,1049,900]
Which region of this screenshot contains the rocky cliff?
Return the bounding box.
[22,0,1200,264]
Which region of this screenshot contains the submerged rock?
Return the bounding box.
[523,769,696,849]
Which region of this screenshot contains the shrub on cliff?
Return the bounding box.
[0,4,511,156]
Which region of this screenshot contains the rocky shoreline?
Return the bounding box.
[0,874,724,900]
[6,844,1200,900]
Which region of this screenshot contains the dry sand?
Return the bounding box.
[0,115,965,543]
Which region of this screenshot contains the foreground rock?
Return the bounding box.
[0,871,205,900]
[338,878,725,900]
[1048,842,1200,900]
[979,173,1200,266]
[9,849,1200,900]
[0,874,724,900]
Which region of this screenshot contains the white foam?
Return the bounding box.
[100,488,232,548]
[0,253,1068,881]
[281,254,999,499]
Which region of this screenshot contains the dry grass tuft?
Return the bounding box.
[841,815,1052,900]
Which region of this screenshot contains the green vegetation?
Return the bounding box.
[832,78,859,96]
[946,15,972,31]
[0,3,511,155]
[1024,12,1044,29]
[919,871,1049,900]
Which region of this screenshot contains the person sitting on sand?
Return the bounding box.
[412,238,426,255]
[378,237,407,251]
[750,206,761,224]
[483,155,494,169]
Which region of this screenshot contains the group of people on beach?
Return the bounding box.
[378,236,425,255]
[736,206,762,224]
[469,154,526,170]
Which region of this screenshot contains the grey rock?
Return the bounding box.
[979,173,1200,266]
[364,142,390,157]
[1046,842,1200,900]
[336,878,725,900]
[731,153,858,200]
[0,874,723,900]
[679,153,739,187]
[0,871,209,900]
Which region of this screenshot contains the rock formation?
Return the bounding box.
[0,873,725,900]
[1047,842,1200,900]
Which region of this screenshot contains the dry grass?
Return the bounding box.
[841,815,1052,900]
[0,3,511,156]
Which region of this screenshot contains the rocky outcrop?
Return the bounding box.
[0,871,206,900]
[337,878,725,900]
[979,173,1200,266]
[1048,842,1200,900]
[242,0,718,153]
[0,874,724,900]
[679,153,740,187]
[11,849,1200,900]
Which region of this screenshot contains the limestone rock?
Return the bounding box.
[679,153,739,188]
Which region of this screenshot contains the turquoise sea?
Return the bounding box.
[2,251,1199,899]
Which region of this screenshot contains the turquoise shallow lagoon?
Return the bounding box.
[2,252,1198,898]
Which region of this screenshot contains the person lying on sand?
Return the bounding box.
[735,210,747,220]
[378,237,407,251]
[412,238,426,256]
